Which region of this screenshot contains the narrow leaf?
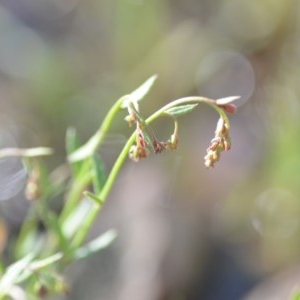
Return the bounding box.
[68,130,103,162]
[0,253,35,294]
[92,155,106,195]
[164,104,198,117]
[62,200,94,239]
[29,253,63,271]
[121,75,157,109]
[74,229,117,260]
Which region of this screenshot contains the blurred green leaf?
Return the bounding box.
[68,131,103,163]
[74,229,117,260]
[164,104,198,117]
[29,253,63,271]
[62,200,94,239]
[0,253,35,297]
[92,155,107,195]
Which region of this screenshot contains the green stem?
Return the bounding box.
[146,96,230,128]
[61,97,125,221]
[101,96,229,201]
[68,97,125,162]
[69,134,136,250]
[71,96,229,248]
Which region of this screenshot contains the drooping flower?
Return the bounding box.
[204,118,231,168]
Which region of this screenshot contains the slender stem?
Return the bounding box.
[68,97,125,162]
[71,96,229,248]
[88,97,124,150]
[61,97,125,223]
[101,96,229,200]
[146,96,230,127]
[69,134,136,250]
[98,134,136,201]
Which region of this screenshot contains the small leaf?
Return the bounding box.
[92,155,106,195]
[121,75,157,109]
[29,253,63,271]
[164,104,198,117]
[68,130,103,162]
[62,200,94,238]
[74,229,117,260]
[215,96,240,105]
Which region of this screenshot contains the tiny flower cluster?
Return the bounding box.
[129,124,150,161]
[125,102,178,161]
[124,94,238,167]
[204,117,231,168]
[204,97,238,168]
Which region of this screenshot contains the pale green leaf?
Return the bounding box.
[29,253,63,271]
[164,104,198,117]
[68,130,103,162]
[74,229,117,260]
[0,253,35,295]
[121,75,157,109]
[62,200,94,238]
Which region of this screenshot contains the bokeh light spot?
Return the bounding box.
[196,51,255,106]
[252,188,300,238]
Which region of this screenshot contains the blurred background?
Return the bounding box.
[1,0,300,299]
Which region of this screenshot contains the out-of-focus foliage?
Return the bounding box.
[1,0,300,299]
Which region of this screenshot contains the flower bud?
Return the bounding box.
[222,103,237,114]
